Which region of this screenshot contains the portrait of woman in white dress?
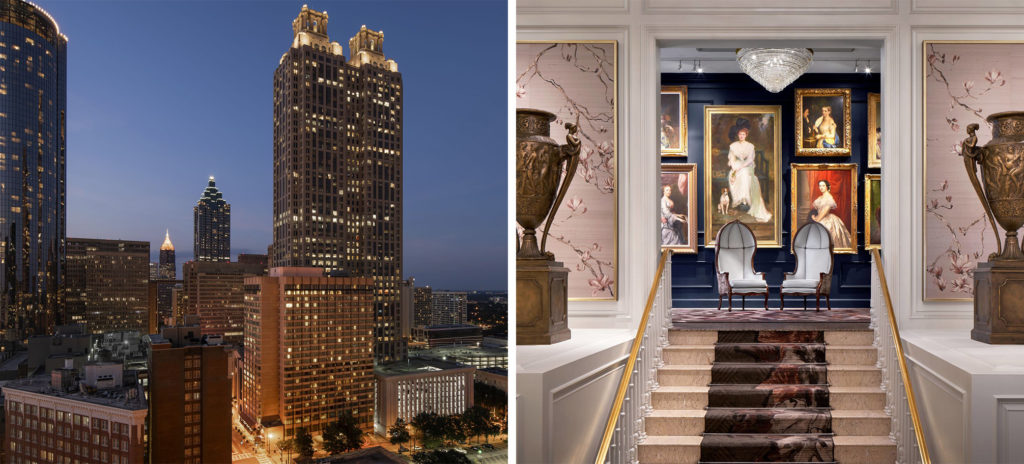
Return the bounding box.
[810,180,852,249]
[726,122,772,223]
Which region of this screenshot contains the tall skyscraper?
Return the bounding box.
[159,230,175,279]
[414,286,432,328]
[272,6,404,363]
[193,176,231,262]
[0,0,67,337]
[240,268,375,439]
[64,238,149,334]
[431,291,468,325]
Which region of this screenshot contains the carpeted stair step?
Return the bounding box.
[717,330,824,344]
[827,365,881,387]
[833,435,897,464]
[663,345,715,364]
[645,409,704,436]
[704,408,832,434]
[638,435,702,463]
[699,433,835,462]
[708,384,830,408]
[714,343,825,363]
[831,409,892,436]
[658,364,712,386]
[824,330,874,346]
[652,385,708,410]
[711,362,828,385]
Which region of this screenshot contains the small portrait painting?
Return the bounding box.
[703,105,782,247]
[868,92,881,168]
[864,173,881,249]
[660,163,696,253]
[791,163,859,254]
[660,85,687,156]
[795,88,852,156]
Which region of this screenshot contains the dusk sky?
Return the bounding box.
[39,0,507,291]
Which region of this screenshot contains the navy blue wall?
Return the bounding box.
[663,73,881,309]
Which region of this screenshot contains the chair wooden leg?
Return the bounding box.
[728,292,733,312]
[718,294,722,310]
[741,295,746,310]
[780,293,785,311]
[764,292,768,311]
[827,295,832,311]
[816,293,821,312]
[803,296,807,311]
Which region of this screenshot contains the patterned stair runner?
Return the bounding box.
[700,331,835,463]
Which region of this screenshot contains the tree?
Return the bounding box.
[443,414,468,445]
[460,406,492,444]
[276,438,296,454]
[411,411,443,448]
[322,410,364,454]
[294,427,315,458]
[388,417,411,452]
[412,449,472,464]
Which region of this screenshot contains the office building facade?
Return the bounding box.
[272,6,404,363]
[239,268,375,439]
[193,176,230,262]
[0,0,67,337]
[374,359,473,435]
[430,291,467,326]
[182,260,266,344]
[413,286,432,328]
[64,239,149,334]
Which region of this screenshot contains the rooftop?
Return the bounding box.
[410,344,507,359]
[375,358,470,377]
[3,376,146,411]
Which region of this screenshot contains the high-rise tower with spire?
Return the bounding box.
[194,176,231,262]
[159,230,175,279]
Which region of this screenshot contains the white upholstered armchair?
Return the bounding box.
[714,220,768,311]
[781,221,834,311]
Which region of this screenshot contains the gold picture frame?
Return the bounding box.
[703,105,782,248]
[660,85,687,156]
[864,173,881,250]
[660,163,697,253]
[516,40,619,301]
[790,163,859,254]
[795,88,852,156]
[867,92,881,168]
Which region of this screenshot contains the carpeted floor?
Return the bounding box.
[672,308,870,331]
[700,330,836,464]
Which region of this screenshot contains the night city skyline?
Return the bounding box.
[41,0,507,291]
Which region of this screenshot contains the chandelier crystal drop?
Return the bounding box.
[736,48,813,93]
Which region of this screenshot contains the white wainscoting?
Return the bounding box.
[517,329,633,463]
[996,396,1024,463]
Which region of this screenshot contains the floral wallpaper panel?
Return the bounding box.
[516,42,618,300]
[924,42,1024,300]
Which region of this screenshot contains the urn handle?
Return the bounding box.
[960,123,1003,257]
[540,117,582,255]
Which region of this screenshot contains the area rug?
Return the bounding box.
[673,308,870,331]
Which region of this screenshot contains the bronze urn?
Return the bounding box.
[516,108,580,345]
[960,111,1024,343]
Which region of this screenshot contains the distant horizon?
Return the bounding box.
[41,0,507,291]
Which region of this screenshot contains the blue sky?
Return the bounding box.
[37,0,507,291]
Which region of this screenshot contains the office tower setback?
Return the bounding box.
[431,291,467,325]
[240,268,375,440]
[65,238,149,334]
[193,176,231,262]
[272,6,404,363]
[159,230,175,279]
[146,319,231,464]
[0,0,67,337]
[414,286,432,327]
[183,259,267,344]
[3,363,148,464]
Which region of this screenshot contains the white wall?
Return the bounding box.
[518,0,1024,333]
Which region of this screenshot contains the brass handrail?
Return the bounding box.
[594,249,671,464]
[871,248,931,464]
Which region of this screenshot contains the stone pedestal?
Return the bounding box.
[972,261,1024,344]
[517,258,571,345]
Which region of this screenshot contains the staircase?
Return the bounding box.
[638,329,896,464]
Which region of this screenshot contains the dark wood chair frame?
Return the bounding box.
[780,222,835,312]
[714,220,769,311]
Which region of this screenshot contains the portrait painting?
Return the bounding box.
[703,105,782,248]
[790,163,858,254]
[795,88,852,156]
[923,41,1024,301]
[864,174,881,250]
[660,163,697,253]
[868,93,881,168]
[660,85,687,156]
[516,41,618,300]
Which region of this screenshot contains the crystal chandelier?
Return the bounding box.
[736,48,813,93]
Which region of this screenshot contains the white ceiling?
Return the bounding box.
[659,40,882,74]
